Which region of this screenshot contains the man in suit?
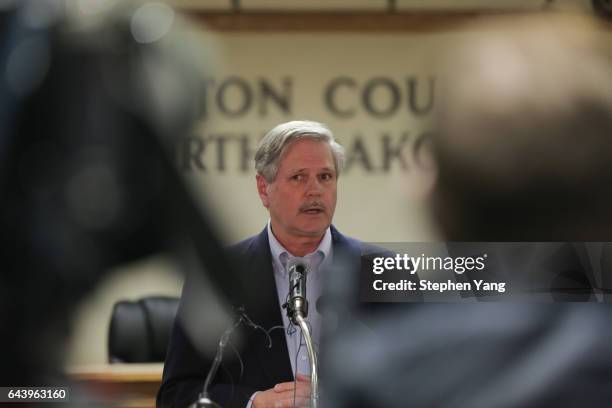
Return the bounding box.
[158,120,364,408]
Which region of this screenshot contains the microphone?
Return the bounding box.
[284,259,319,408]
[286,259,308,324]
[189,307,246,408]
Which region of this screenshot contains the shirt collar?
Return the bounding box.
[267,220,332,276]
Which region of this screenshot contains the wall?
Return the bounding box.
[65,4,602,365]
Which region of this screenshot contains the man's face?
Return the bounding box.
[257,138,337,242]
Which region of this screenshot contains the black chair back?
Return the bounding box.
[108,296,179,363]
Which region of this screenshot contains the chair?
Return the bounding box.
[108,296,179,363]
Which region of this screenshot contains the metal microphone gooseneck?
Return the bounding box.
[284,260,318,408]
[189,309,245,408]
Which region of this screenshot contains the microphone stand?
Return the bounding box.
[293,311,318,408]
[189,311,245,408]
[284,263,318,408]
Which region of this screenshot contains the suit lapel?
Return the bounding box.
[240,228,293,384]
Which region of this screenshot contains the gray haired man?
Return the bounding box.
[159,121,365,408]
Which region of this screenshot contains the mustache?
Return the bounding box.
[299,202,326,212]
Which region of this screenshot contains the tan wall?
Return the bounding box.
[190,31,445,243]
[67,27,443,365]
[66,6,602,364]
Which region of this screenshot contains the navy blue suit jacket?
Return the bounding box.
[157,225,364,408]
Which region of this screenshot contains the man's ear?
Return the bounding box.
[256,173,270,208]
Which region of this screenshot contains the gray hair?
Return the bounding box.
[255,120,346,182]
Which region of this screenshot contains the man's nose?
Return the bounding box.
[305,177,323,196]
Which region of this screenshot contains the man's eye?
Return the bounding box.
[291,174,303,181]
[320,173,332,181]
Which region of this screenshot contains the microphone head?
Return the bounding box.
[286,259,308,320]
[287,259,307,276]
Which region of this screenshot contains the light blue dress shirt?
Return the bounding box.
[267,221,332,377]
[246,222,332,407]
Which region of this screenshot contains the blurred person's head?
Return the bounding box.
[0,0,230,386]
[431,15,612,241]
[321,14,612,408]
[255,120,345,253]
